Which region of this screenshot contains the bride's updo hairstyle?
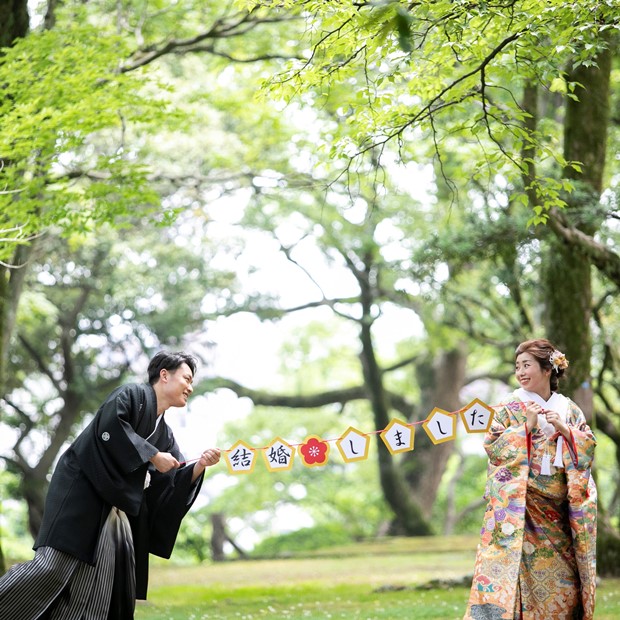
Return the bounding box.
[515,338,569,393]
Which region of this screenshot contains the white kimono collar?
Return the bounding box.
[514,387,568,468]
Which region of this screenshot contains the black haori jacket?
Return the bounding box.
[34,383,203,599]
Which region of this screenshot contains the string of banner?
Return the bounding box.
[200,398,504,475]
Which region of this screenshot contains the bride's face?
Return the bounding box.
[515,352,551,397]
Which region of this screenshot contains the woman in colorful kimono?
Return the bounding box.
[464,338,597,620]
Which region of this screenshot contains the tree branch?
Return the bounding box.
[350,30,524,162]
[547,208,620,286]
[17,335,63,394]
[197,377,368,408]
[197,376,416,418]
[591,407,620,446]
[122,10,302,72]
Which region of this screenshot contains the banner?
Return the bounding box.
[218,398,496,475]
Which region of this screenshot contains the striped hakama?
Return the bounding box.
[0,508,135,620]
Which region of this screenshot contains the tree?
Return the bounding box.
[0,0,305,401]
[1,220,232,538]
[193,152,505,536]
[0,3,169,451]
[3,0,619,572]
[0,0,31,573]
[202,391,392,547]
[240,0,620,391]
[0,0,302,570]
[239,0,620,569]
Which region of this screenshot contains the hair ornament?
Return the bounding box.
[549,349,569,372]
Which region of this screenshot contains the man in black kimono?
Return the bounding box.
[0,350,220,620]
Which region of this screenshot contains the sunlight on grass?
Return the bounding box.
[137,583,469,619]
[135,537,620,620]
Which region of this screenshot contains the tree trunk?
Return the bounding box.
[210,513,247,561]
[543,45,612,412]
[402,345,467,520]
[0,0,28,48]
[211,513,227,562]
[542,45,615,572]
[358,266,431,535]
[22,473,48,540]
[0,242,40,395]
[0,0,30,576]
[10,352,92,539]
[597,520,620,577]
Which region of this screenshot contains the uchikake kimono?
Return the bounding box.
[34,382,203,602]
[464,390,597,620]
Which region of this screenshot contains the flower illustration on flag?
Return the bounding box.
[299,435,330,467]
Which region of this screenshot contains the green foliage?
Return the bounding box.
[433,452,488,535]
[205,402,389,547]
[0,17,169,260]
[277,318,361,390]
[240,0,619,218]
[4,220,234,439]
[251,523,354,557]
[1,0,618,564]
[171,509,212,564]
[0,469,31,562]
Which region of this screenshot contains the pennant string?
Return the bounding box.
[178,399,528,466]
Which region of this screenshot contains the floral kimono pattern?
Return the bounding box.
[464,392,597,620]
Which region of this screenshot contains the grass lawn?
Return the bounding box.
[135,536,620,619]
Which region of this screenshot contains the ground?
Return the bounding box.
[135,536,620,619]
